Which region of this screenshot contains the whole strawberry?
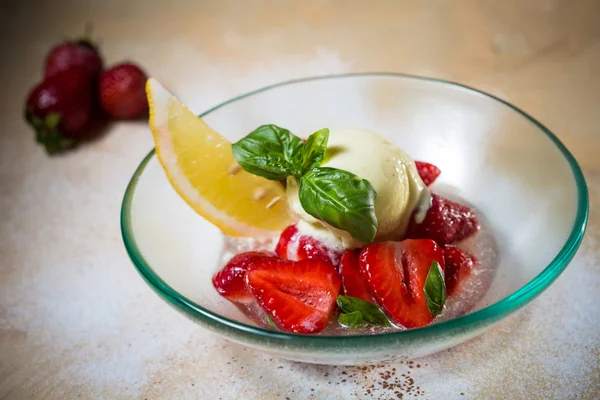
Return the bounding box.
[45,40,103,80]
[405,193,479,245]
[99,63,148,119]
[25,67,94,154]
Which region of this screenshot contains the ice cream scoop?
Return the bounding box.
[286,129,429,247]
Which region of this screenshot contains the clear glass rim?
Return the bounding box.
[120,72,589,344]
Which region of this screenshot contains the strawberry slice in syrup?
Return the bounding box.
[212,251,275,303]
[444,246,477,296]
[358,239,445,328]
[275,223,344,266]
[245,258,342,334]
[339,249,374,302]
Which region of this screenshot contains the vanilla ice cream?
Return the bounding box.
[286,129,430,248]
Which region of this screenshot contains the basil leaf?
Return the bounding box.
[338,311,365,328]
[337,296,389,326]
[298,167,378,243]
[424,261,446,316]
[232,124,303,180]
[266,315,279,330]
[297,128,329,175]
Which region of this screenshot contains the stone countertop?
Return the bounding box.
[1,1,599,398]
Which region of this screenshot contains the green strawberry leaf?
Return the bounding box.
[44,113,61,129]
[24,111,75,154]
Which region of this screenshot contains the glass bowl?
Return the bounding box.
[121,73,588,365]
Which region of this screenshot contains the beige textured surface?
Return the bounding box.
[1,0,599,398]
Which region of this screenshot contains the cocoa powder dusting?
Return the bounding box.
[315,362,430,399]
[226,355,466,398]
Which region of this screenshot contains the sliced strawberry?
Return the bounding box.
[415,161,441,186]
[245,258,342,334]
[275,224,298,259]
[444,246,477,296]
[405,193,479,245]
[339,249,373,302]
[358,239,445,328]
[212,251,275,303]
[275,223,344,266]
[299,234,344,266]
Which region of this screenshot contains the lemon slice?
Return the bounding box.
[146,78,293,237]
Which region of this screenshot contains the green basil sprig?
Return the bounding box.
[424,261,446,316]
[299,167,377,243]
[338,311,365,328]
[297,128,329,175]
[232,125,378,243]
[265,314,279,330]
[336,295,390,328]
[231,124,303,180]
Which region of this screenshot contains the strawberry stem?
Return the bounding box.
[25,111,76,154]
[77,23,97,50]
